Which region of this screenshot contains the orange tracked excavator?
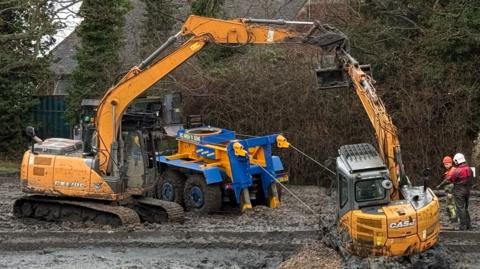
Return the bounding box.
[15,15,341,226]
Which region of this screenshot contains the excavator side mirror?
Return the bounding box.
[381,179,393,190]
[422,168,431,178]
[422,167,431,192]
[25,126,36,139]
[25,126,42,154]
[25,126,43,144]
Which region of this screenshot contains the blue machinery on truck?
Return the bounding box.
[157,126,289,212]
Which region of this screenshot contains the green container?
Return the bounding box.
[32,96,71,139]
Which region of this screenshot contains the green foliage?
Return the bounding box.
[423,2,480,133]
[191,0,224,17]
[140,0,179,57]
[0,160,19,173]
[425,2,480,62]
[342,0,480,182]
[66,0,132,123]
[0,0,56,158]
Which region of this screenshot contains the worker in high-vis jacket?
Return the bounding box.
[436,156,458,223]
[449,153,474,230]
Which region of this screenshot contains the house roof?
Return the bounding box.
[49,31,79,76]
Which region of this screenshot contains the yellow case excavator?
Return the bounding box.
[317,46,440,256]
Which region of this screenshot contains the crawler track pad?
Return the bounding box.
[13,196,141,226]
[134,197,185,223]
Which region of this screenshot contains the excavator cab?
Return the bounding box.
[336,143,393,218]
[120,93,184,192]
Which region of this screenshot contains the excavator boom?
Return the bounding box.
[95,15,340,175]
[19,14,348,226]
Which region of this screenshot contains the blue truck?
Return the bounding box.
[155,126,289,213]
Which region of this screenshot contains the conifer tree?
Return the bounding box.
[0,0,56,157]
[67,0,132,122]
[140,0,178,58]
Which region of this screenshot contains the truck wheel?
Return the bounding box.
[156,169,185,205]
[183,174,221,213]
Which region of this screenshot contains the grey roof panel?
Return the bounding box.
[339,143,386,173]
[49,31,79,75]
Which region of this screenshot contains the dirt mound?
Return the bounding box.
[278,242,343,269]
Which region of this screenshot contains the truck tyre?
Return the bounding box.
[156,169,185,205]
[183,174,221,213]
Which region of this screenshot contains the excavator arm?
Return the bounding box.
[341,50,409,199]
[318,48,410,199]
[95,15,342,175]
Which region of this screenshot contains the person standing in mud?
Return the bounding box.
[436,156,458,223]
[449,153,474,230]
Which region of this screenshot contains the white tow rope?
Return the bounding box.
[289,144,336,176]
[239,135,336,215]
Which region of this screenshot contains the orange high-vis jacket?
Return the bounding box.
[444,166,456,182]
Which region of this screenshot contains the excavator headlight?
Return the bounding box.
[381,179,393,190]
[374,233,386,247]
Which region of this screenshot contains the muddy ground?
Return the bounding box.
[0,175,479,269]
[0,175,339,268]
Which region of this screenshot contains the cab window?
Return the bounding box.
[355,178,386,202]
[339,174,348,208]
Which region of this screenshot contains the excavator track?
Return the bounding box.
[133,197,184,223]
[13,196,140,226]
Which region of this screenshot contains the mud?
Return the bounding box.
[2,175,480,269]
[1,246,288,269]
[0,176,327,234]
[0,176,327,268]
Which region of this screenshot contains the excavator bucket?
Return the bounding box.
[316,64,372,90]
[315,53,349,90]
[316,67,349,90]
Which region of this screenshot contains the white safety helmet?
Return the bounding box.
[453,153,466,165]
